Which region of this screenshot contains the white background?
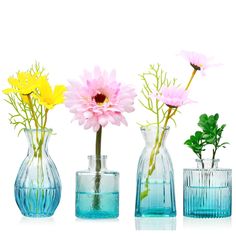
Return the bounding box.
[0,0,235,235]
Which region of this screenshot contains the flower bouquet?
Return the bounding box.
[65,66,136,218]
[3,63,66,217]
[135,51,216,217]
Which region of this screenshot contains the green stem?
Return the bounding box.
[141,108,172,200]
[198,154,205,169]
[140,67,199,201]
[43,109,48,130]
[40,105,44,129]
[27,94,39,144]
[212,148,217,168]
[38,108,48,159]
[96,126,102,159]
[185,69,197,90]
[93,126,102,210]
[154,108,172,155]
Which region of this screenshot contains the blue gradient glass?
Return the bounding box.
[15,129,61,217]
[76,155,119,219]
[184,159,232,218]
[135,126,176,217]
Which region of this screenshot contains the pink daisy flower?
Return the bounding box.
[157,86,191,108]
[65,67,136,132]
[180,50,220,75]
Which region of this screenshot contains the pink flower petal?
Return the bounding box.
[157,86,192,108]
[65,67,136,131]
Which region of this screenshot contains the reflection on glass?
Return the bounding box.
[135,217,176,230]
[20,217,55,224]
[183,217,232,229]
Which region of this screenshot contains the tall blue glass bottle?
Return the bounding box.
[135,126,176,217]
[15,129,61,217]
[184,159,232,218]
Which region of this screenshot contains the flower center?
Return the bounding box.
[93,93,108,105]
[190,63,201,71]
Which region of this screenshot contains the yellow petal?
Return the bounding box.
[38,77,53,97]
[2,88,17,94]
[53,85,66,104]
[38,100,54,110]
[8,77,20,88]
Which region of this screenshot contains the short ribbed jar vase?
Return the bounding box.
[183,159,232,218]
[76,155,119,219]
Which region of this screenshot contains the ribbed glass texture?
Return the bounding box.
[76,155,119,219]
[15,129,61,217]
[183,159,232,218]
[135,126,176,217]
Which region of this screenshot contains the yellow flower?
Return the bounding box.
[3,72,39,95]
[20,95,30,104]
[36,77,66,110]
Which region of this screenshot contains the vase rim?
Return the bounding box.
[140,125,170,131]
[88,155,107,159]
[24,128,53,133]
[195,158,220,162]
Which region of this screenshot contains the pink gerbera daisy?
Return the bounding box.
[157,86,191,108]
[180,50,220,75]
[65,67,136,132]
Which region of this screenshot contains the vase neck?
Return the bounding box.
[25,129,52,157]
[196,159,219,169]
[88,155,107,172]
[141,126,169,147]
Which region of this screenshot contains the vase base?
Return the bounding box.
[76,211,118,219]
[21,213,54,218]
[184,209,231,218]
[15,186,61,218]
[135,213,176,218]
[76,191,119,219]
[135,209,176,218]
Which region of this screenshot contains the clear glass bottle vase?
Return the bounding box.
[135,126,176,217]
[76,155,119,219]
[14,129,61,217]
[183,159,232,218]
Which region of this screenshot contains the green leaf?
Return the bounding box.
[184,140,192,145]
[214,113,219,121]
[200,114,208,122]
[195,131,203,140]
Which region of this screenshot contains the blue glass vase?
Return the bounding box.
[76,155,119,219]
[15,129,61,217]
[184,159,232,218]
[135,126,176,217]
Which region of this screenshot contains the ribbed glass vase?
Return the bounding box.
[76,155,119,219]
[14,129,61,217]
[183,159,232,218]
[135,126,176,217]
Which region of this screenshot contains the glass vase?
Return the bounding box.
[135,126,176,217]
[76,155,119,219]
[183,159,232,218]
[14,129,61,217]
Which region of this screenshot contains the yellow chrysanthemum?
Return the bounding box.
[3,72,39,95]
[35,77,66,110]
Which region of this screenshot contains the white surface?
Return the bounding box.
[0,0,235,235]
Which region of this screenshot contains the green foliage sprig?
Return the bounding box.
[4,63,47,136]
[138,64,179,129]
[184,113,229,162]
